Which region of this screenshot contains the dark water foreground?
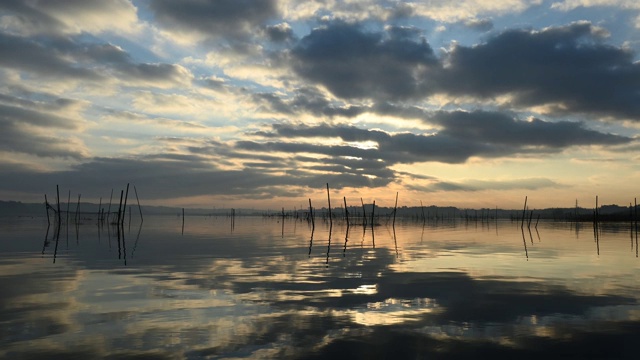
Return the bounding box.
[1,216,638,359]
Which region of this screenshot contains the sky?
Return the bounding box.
[1,0,640,210]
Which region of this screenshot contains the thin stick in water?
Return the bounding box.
[107,189,113,223]
[343,197,349,227]
[134,185,143,222]
[521,196,527,228]
[308,198,314,229]
[75,194,81,224]
[326,183,332,225]
[392,192,398,228]
[121,183,129,226]
[44,194,50,226]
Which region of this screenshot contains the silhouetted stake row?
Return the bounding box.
[44,183,143,227]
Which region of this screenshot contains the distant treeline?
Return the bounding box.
[1,200,636,222]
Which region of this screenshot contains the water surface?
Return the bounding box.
[1,216,638,359]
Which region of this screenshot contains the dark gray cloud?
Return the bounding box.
[0,0,137,35]
[0,32,189,86]
[76,42,190,85]
[0,124,86,159]
[254,115,630,164]
[286,21,640,121]
[0,32,101,81]
[407,177,564,193]
[232,116,633,191]
[431,110,630,148]
[20,158,382,197]
[265,23,296,43]
[0,102,78,129]
[438,22,640,119]
[0,98,87,159]
[464,18,494,32]
[290,22,439,100]
[253,88,367,118]
[149,0,279,40]
[0,0,65,35]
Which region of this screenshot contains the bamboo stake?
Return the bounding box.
[521,196,527,228]
[361,198,367,227]
[134,185,143,222]
[97,197,102,223]
[56,185,61,225]
[326,183,332,225]
[67,190,70,226]
[107,189,113,223]
[117,190,124,225]
[343,197,349,227]
[392,192,398,228]
[75,194,81,224]
[370,200,375,230]
[308,198,314,229]
[121,183,129,226]
[44,194,50,226]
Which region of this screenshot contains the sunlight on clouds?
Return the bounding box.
[551,0,640,11]
[44,0,141,35]
[223,64,288,89]
[131,91,222,119]
[280,0,337,21]
[412,0,539,22]
[351,113,436,133]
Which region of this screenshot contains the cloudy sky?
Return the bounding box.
[1,0,639,209]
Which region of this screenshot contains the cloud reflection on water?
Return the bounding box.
[0,216,638,359]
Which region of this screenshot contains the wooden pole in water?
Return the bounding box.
[56,185,61,225]
[75,194,81,224]
[371,200,375,230]
[361,198,367,227]
[97,197,102,223]
[326,183,332,225]
[182,208,185,234]
[420,200,426,223]
[521,196,527,228]
[107,189,113,223]
[117,190,124,225]
[343,197,349,227]
[134,185,143,222]
[121,183,129,226]
[44,194,50,226]
[392,192,398,227]
[308,198,315,229]
[595,195,599,227]
[66,190,70,226]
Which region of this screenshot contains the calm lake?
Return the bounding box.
[1,215,639,359]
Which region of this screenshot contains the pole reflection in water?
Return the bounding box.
[325,223,332,267]
[521,227,529,260]
[131,222,143,258]
[41,223,50,255]
[343,223,349,257]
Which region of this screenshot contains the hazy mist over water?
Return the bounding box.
[1,215,639,359]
